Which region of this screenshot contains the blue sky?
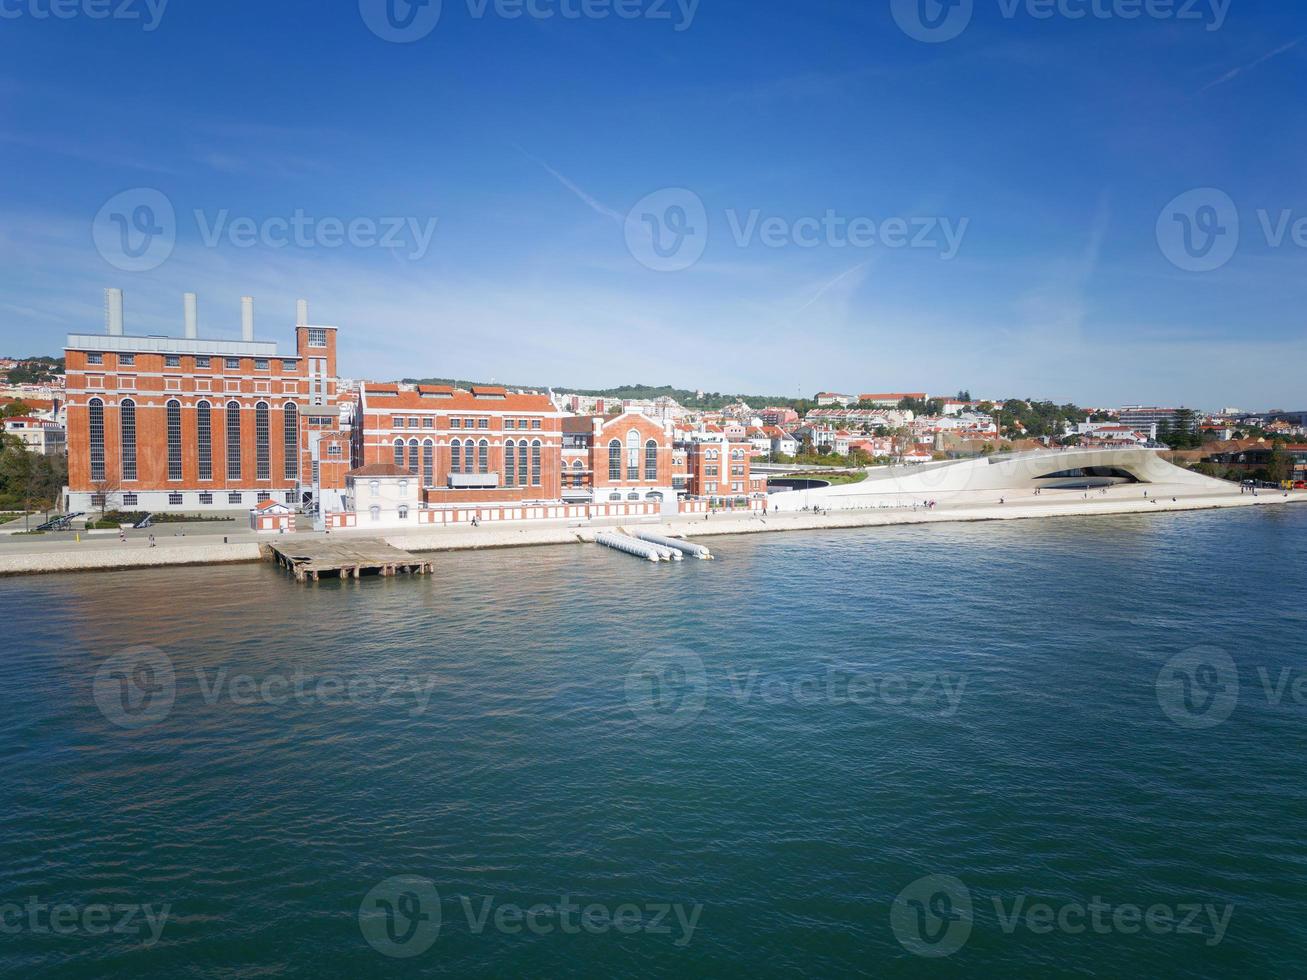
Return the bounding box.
[2,0,1305,409]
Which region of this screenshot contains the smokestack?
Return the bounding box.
[184,292,198,339]
[105,288,124,336]
[241,296,254,342]
[296,299,308,326]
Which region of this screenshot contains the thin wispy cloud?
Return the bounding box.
[518,147,624,224]
[793,258,875,315]
[1202,37,1305,93]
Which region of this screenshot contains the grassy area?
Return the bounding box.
[88,511,235,528]
[774,470,868,487]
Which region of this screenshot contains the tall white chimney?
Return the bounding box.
[105,288,124,336]
[296,299,308,326]
[184,292,198,339]
[241,296,255,342]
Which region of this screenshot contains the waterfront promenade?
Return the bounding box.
[1,482,1302,577]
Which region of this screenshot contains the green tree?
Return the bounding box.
[0,400,33,419]
[1266,440,1290,484]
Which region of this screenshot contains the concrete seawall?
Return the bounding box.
[0,491,1302,578]
[0,542,265,577]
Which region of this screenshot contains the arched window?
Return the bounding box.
[505,439,516,485]
[451,438,462,474]
[531,439,541,486]
[398,505,409,520]
[119,398,137,481]
[196,401,212,481]
[167,399,183,481]
[408,438,419,475]
[627,491,640,501]
[88,398,105,482]
[608,439,621,482]
[609,491,622,501]
[399,480,409,498]
[255,402,270,480]
[626,429,640,481]
[393,438,405,468]
[647,491,664,502]
[225,401,242,480]
[369,505,381,522]
[283,403,298,480]
[645,439,657,481]
[478,438,488,474]
[518,441,528,486]
[422,439,433,485]
[369,480,380,496]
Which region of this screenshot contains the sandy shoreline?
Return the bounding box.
[0,486,1302,578]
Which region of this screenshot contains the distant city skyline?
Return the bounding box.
[3,1,1305,408]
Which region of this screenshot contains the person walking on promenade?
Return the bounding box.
[148,534,156,548]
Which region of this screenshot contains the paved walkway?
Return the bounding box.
[0,484,1302,577]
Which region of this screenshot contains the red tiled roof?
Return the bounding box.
[345,463,412,478]
[364,383,554,413]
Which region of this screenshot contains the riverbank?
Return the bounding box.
[1,484,1302,577]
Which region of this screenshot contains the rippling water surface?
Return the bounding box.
[2,507,1305,977]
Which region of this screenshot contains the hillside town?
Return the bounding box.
[2,292,1305,530]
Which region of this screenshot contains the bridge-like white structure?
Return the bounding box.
[766,448,1231,512]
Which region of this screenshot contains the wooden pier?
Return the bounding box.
[267,538,433,582]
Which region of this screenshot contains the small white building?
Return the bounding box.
[3,417,65,455]
[344,463,421,527]
[249,499,296,533]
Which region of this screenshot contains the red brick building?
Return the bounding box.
[683,436,766,500]
[64,290,342,513]
[354,382,565,509]
[560,412,677,511]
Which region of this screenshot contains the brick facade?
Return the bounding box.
[64,304,339,512]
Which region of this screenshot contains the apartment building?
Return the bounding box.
[858,392,927,408]
[64,290,341,513]
[684,437,765,499]
[2,417,65,455]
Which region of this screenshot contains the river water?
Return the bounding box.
[2,507,1304,976]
